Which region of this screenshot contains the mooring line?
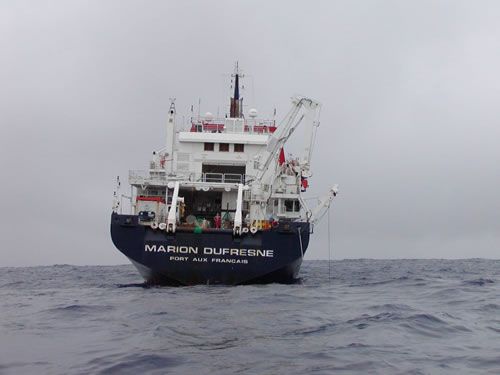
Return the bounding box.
[298,226,304,259]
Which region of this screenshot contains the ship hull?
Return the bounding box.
[110,213,310,285]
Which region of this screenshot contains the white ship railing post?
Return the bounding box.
[167,181,180,233]
[233,183,244,235]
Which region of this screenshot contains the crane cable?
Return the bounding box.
[328,204,332,280]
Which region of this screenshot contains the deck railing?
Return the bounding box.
[129,170,249,186]
[129,170,167,185]
[189,117,276,134]
[202,173,244,184]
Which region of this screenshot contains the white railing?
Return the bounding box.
[129,170,256,186]
[202,173,244,184]
[188,117,276,134]
[129,170,167,185]
[129,170,149,179]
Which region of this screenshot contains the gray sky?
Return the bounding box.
[1,0,499,266]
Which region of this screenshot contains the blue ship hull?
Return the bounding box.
[110,212,310,285]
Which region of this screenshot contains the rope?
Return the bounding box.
[298,226,304,259]
[328,205,332,280]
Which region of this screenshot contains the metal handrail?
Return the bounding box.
[188,117,276,134]
[224,173,243,183]
[204,173,224,183]
[130,170,251,185]
[129,170,167,185]
[202,173,244,184]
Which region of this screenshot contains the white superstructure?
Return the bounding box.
[115,64,337,235]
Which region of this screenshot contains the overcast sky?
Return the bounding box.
[1,0,499,266]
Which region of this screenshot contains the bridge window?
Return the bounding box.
[204,143,214,151]
[219,143,229,152]
[234,144,244,152]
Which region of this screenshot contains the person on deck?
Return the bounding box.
[214,213,222,229]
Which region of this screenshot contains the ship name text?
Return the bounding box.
[144,244,274,258]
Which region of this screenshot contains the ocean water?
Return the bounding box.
[1,260,499,375]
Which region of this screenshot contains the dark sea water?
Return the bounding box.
[1,260,499,375]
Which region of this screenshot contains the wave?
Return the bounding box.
[82,353,181,375]
[1,259,499,375]
[462,278,495,286]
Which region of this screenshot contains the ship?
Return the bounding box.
[110,64,338,285]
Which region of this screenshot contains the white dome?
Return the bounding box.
[248,108,258,118]
[204,112,214,121]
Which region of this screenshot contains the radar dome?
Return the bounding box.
[248,108,258,118]
[204,112,214,121]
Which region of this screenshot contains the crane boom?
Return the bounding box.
[300,100,321,177]
[255,96,320,181]
[309,185,338,224]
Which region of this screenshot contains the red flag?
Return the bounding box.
[301,177,309,191]
[278,147,285,165]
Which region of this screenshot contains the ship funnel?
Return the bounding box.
[229,62,244,118]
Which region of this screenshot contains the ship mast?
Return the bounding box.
[229,62,244,118]
[165,98,176,174]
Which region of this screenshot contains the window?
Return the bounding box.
[294,201,301,212]
[204,143,214,151]
[285,200,300,212]
[234,143,244,152]
[219,143,229,152]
